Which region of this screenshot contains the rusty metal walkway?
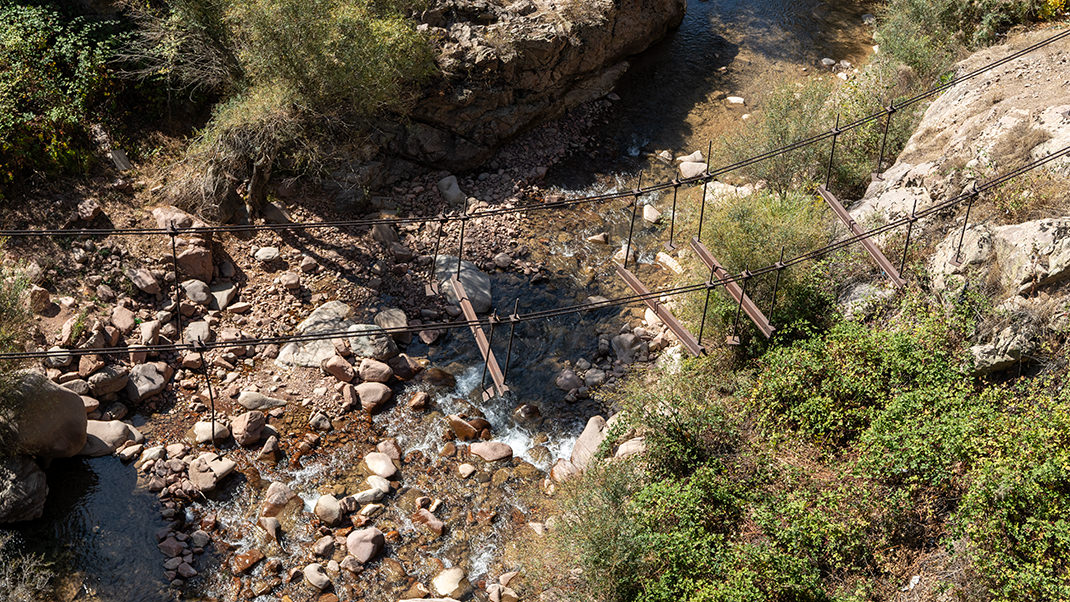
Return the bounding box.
[613,263,704,356]
[689,237,776,341]
[817,186,906,288]
[449,276,510,400]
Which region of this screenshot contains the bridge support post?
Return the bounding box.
[480,314,497,391]
[504,299,519,380]
[900,198,918,275]
[698,259,716,344]
[427,217,446,296]
[826,114,840,189]
[950,191,978,267]
[665,181,680,252]
[727,270,751,346]
[768,247,785,325]
[697,141,712,243]
[456,202,468,280]
[168,221,184,337]
[624,173,642,270]
[876,103,896,177]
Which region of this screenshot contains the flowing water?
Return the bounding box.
[0,1,874,599]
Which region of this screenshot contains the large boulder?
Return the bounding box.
[0,455,48,523]
[435,256,493,314]
[276,301,356,367]
[570,415,607,472]
[347,324,398,360]
[11,371,87,458]
[80,420,143,457]
[151,206,214,282]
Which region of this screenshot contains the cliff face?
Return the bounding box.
[390,0,687,170]
[848,29,1070,373]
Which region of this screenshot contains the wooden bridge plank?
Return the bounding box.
[817,185,906,288]
[449,276,509,400]
[613,263,705,357]
[688,238,776,339]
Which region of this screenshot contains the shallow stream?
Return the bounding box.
[1,1,874,599]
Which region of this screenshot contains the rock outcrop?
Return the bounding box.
[393,0,687,170]
[846,30,1070,374]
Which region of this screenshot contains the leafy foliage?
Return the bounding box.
[0,4,123,183]
[876,0,1062,78]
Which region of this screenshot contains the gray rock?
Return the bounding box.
[81,420,143,457]
[237,391,288,410]
[209,282,238,310]
[309,412,332,431]
[188,452,236,492]
[254,247,280,262]
[611,333,642,363]
[193,421,230,443]
[182,320,212,345]
[437,175,466,207]
[88,365,130,396]
[0,456,48,523]
[181,280,211,305]
[374,307,411,344]
[570,415,607,471]
[555,369,582,391]
[435,255,493,314]
[276,301,356,367]
[971,325,1036,374]
[347,324,398,360]
[125,363,168,402]
[126,268,160,295]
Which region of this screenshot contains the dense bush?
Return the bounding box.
[876,0,1065,78]
[0,248,30,454]
[125,0,435,214]
[676,188,837,354]
[0,4,123,184]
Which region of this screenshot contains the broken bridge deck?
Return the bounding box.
[817,185,905,288]
[613,263,704,356]
[689,237,776,340]
[449,276,509,400]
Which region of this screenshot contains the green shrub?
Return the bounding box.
[0,4,122,184]
[617,357,741,477]
[677,188,837,354]
[127,0,435,213]
[876,0,1055,78]
[0,249,30,455]
[952,379,1070,601]
[747,305,965,448]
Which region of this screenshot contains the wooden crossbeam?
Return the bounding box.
[449,277,509,400]
[817,186,905,288]
[613,263,704,357]
[689,238,776,339]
